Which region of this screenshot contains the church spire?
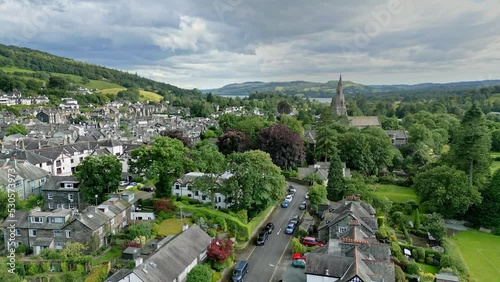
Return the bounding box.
[331,74,347,116]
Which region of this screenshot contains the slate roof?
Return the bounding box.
[348,116,381,128]
[42,175,80,191]
[131,224,212,282]
[0,159,49,181]
[0,150,52,164]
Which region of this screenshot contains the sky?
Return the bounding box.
[0,0,499,89]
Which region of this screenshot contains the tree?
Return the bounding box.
[222,150,286,215]
[75,155,122,204]
[279,115,304,136]
[277,100,292,114]
[6,124,28,136]
[308,183,327,212]
[160,129,193,148]
[153,198,175,213]
[338,132,374,175]
[207,238,233,263]
[414,165,481,218]
[447,103,491,188]
[491,129,500,152]
[191,142,226,208]
[467,169,500,228]
[187,264,212,282]
[217,129,254,155]
[130,136,191,198]
[423,213,446,243]
[47,75,70,90]
[315,109,337,162]
[257,124,305,169]
[326,149,347,201]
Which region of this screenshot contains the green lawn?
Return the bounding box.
[371,184,418,203]
[416,263,438,274]
[139,90,163,102]
[157,218,193,236]
[92,245,122,265]
[453,230,500,281]
[0,66,36,73]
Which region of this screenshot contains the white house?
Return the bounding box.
[172,172,233,209]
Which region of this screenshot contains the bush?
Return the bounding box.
[15,244,28,254]
[187,264,212,282]
[212,272,222,282]
[406,263,420,275]
[127,223,152,240]
[291,238,307,254]
[440,238,469,276]
[85,264,109,282]
[298,226,309,238]
[26,262,40,275]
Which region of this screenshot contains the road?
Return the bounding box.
[235,182,307,282]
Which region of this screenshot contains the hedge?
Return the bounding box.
[440,238,470,278]
[174,202,250,241]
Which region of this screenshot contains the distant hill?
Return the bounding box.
[0,44,200,101]
[205,79,500,97]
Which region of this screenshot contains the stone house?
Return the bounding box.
[107,224,211,282]
[0,157,49,199]
[42,175,83,211]
[385,130,409,146]
[318,196,377,242]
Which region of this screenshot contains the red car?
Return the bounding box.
[302,237,324,247]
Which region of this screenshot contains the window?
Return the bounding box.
[188,194,192,198]
[53,230,62,237]
[15,180,21,186]
[338,226,348,233]
[175,193,179,196]
[79,157,83,161]
[56,168,62,174]
[32,217,44,223]
[29,229,37,237]
[68,194,74,201]
[47,193,53,200]
[55,242,63,250]
[49,203,54,209]
[70,159,74,164]
[16,229,21,236]
[65,230,71,238]
[195,191,199,196]
[202,195,207,201]
[174,183,180,190]
[56,160,62,166]
[69,203,75,209]
[51,217,64,224]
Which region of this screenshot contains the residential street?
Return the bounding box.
[226,182,308,282]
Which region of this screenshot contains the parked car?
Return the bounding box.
[142,186,154,192]
[289,185,297,193]
[290,215,300,225]
[292,259,306,268]
[305,192,309,199]
[232,261,249,282]
[281,200,290,208]
[285,222,296,234]
[292,253,306,261]
[130,182,137,186]
[299,201,307,210]
[302,236,324,247]
[119,181,129,187]
[264,222,275,234]
[256,230,269,246]
[285,194,294,202]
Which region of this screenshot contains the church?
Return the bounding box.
[331,76,381,128]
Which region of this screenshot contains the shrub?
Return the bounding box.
[157,211,168,220]
[440,238,469,276]
[15,244,28,254]
[85,264,109,282]
[61,262,69,272]
[406,263,420,275]
[291,237,307,254]
[298,226,309,238]
[415,247,425,263]
[26,262,40,275]
[127,223,152,240]
[395,265,406,282]
[153,198,175,213]
[187,264,212,282]
[212,272,222,282]
[207,239,234,264]
[76,264,85,273]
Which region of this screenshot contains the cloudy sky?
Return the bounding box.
[0,0,499,89]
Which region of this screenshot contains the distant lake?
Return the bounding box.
[219,95,332,104]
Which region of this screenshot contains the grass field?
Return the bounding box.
[416,263,439,274]
[157,218,193,236]
[371,184,418,203]
[487,93,500,103]
[454,230,500,281]
[138,90,163,102]
[0,66,36,73]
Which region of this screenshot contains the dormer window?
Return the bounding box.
[31,217,44,223]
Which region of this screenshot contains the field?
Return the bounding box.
[454,230,500,281]
[138,90,163,102]
[371,184,418,203]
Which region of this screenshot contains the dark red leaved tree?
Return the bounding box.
[207,239,234,263]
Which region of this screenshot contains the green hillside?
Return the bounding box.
[0,44,200,102]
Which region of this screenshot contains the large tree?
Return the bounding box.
[447,103,491,188]
[277,100,292,114]
[75,155,122,204]
[217,129,254,155]
[191,142,227,208]
[338,132,374,175]
[315,109,337,162]
[160,129,192,148]
[130,136,191,197]
[308,183,327,212]
[222,150,286,215]
[413,165,481,218]
[257,124,305,169]
[467,169,500,228]
[326,149,347,201]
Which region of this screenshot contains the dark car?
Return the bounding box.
[264,222,275,234]
[142,186,154,192]
[232,260,249,282]
[256,230,269,245]
[281,200,290,208]
[299,201,307,210]
[290,215,300,225]
[288,185,297,193]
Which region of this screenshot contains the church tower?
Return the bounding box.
[331,75,347,116]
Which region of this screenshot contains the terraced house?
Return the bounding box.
[2,196,132,255]
[0,157,49,199]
